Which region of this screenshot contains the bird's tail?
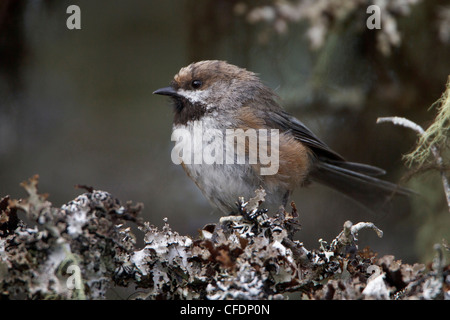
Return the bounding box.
[309,161,412,212]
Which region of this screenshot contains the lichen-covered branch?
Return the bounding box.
[377,75,450,212]
[0,176,448,299]
[0,175,140,299]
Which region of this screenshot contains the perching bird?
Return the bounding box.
[154,60,410,214]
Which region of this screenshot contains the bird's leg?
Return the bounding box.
[281,191,290,209]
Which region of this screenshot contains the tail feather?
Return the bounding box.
[326,160,386,176]
[310,161,411,212]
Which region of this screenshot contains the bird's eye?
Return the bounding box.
[191,80,202,89]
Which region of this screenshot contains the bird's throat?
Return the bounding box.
[172,97,208,126]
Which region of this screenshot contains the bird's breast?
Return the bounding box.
[169,115,312,212]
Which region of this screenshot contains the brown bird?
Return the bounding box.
[154,60,410,214]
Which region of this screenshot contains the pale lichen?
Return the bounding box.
[0,177,448,300]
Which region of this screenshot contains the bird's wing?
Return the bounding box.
[265,110,344,161]
[264,110,387,176]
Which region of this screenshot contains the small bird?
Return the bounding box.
[154,60,409,214]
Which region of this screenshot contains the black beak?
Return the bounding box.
[153,86,180,98]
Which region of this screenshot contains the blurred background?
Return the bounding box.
[0,0,449,264]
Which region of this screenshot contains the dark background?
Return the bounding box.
[1,0,449,263]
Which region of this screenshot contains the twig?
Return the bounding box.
[331,220,383,250]
[376,116,425,134]
[377,116,450,212]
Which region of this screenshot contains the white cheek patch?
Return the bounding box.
[178,88,212,108]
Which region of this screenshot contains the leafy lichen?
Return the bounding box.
[0,177,448,300]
